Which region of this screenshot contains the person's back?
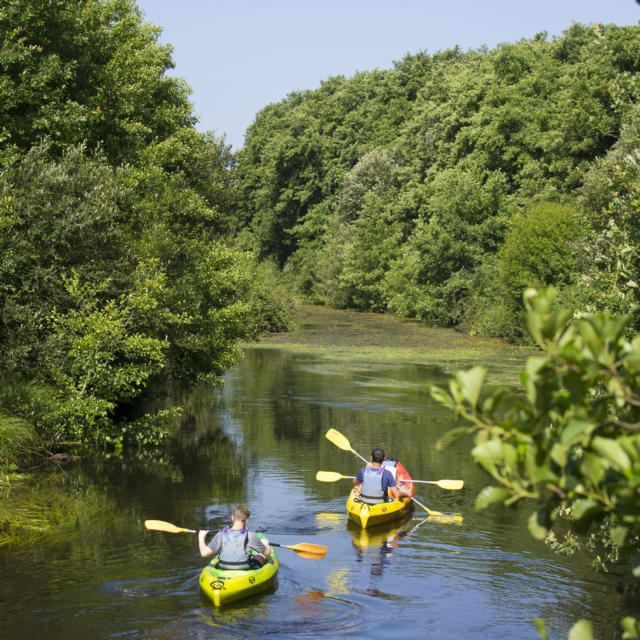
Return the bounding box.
[354,448,398,504]
[218,525,252,569]
[198,504,271,569]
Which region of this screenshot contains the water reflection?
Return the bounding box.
[348,516,426,596]
[1,335,636,640]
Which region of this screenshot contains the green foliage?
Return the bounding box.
[0,142,132,375]
[622,616,640,640]
[0,406,38,474]
[300,148,400,307]
[497,202,584,321]
[386,168,508,324]
[42,271,168,443]
[429,287,640,636]
[336,192,402,311]
[244,259,298,336]
[0,1,293,454]
[578,110,640,325]
[236,23,640,340]
[0,0,194,164]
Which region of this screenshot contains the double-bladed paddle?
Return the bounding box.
[315,470,463,490]
[143,519,327,559]
[323,428,464,522]
[325,428,368,463]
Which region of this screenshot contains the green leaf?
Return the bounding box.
[455,366,487,410]
[550,442,569,467]
[611,525,628,548]
[621,616,640,639]
[572,499,602,521]
[524,355,550,405]
[580,453,607,486]
[481,389,507,415]
[568,620,593,640]
[531,466,559,485]
[428,384,455,409]
[475,486,512,511]
[633,555,640,579]
[591,437,631,472]
[528,509,549,540]
[579,319,603,358]
[561,420,596,447]
[436,426,471,451]
[472,439,503,472]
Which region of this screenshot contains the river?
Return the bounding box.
[0,307,635,639]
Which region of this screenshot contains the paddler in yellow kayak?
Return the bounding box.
[353,447,401,504]
[198,504,271,569]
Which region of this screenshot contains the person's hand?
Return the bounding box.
[251,553,267,567]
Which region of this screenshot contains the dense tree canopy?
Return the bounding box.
[236,23,640,341]
[0,0,292,449]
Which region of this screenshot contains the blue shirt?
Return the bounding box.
[356,466,396,491]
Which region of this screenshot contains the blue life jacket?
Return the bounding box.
[359,466,386,504]
[217,527,250,570]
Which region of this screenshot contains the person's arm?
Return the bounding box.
[198,530,220,559]
[353,468,364,488]
[388,486,400,499]
[384,470,400,499]
[248,532,271,557]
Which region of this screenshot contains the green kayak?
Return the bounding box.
[198,533,279,606]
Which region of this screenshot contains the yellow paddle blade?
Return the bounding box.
[393,478,464,490]
[287,543,328,559]
[144,519,196,534]
[272,542,328,559]
[325,428,353,451]
[431,479,464,490]
[428,513,464,524]
[316,471,353,482]
[409,498,464,524]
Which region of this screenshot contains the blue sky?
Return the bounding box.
[136,0,640,150]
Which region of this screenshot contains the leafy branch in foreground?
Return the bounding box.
[428,287,640,640]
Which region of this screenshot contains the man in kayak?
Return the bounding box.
[198,504,271,569]
[353,447,400,504]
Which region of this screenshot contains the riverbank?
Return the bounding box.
[250,305,532,385]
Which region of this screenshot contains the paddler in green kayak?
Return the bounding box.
[198,504,271,569]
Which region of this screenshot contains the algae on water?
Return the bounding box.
[248,305,532,386]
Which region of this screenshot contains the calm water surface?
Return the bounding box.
[0,338,635,639]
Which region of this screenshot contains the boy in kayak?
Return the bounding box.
[353,447,400,504]
[198,504,271,569]
[382,454,413,498]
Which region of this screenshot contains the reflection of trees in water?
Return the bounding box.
[231,349,473,516]
[73,381,250,528]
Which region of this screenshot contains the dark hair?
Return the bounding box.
[371,448,385,463]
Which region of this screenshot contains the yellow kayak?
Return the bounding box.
[198,534,278,607]
[346,489,414,528]
[347,515,412,549]
[347,462,415,528]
